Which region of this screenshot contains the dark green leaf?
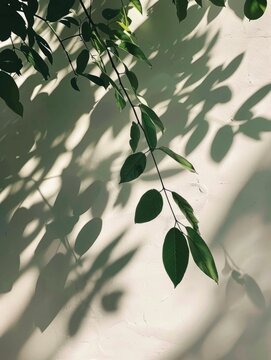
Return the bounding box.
[35,34,53,64]
[162,227,189,287]
[74,218,102,256]
[172,192,199,231]
[195,0,202,6]
[120,152,146,183]
[119,41,151,66]
[12,11,27,40]
[124,65,138,93]
[71,77,80,91]
[175,0,189,22]
[130,0,143,13]
[135,189,163,223]
[140,104,164,132]
[83,73,104,87]
[81,21,92,42]
[141,112,157,150]
[102,8,120,20]
[244,0,267,20]
[129,122,140,152]
[76,49,89,74]
[159,146,196,173]
[0,49,22,74]
[209,0,225,6]
[113,29,131,42]
[115,90,126,110]
[0,71,23,116]
[63,16,79,26]
[186,227,218,283]
[46,0,75,22]
[21,44,50,80]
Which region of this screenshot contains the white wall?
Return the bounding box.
[0,1,271,359]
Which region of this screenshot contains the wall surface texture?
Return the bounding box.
[0,1,271,359]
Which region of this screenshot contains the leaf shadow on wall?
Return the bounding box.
[0,0,269,359]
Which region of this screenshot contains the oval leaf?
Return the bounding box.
[130,0,143,13]
[142,112,157,150]
[76,49,89,74]
[172,192,199,231]
[46,0,75,22]
[140,104,164,132]
[0,71,23,116]
[244,0,267,20]
[0,49,23,74]
[129,121,140,152]
[74,218,102,256]
[174,0,188,22]
[120,152,146,183]
[119,41,151,66]
[159,146,196,172]
[186,226,218,283]
[162,227,189,287]
[81,21,92,42]
[135,189,163,223]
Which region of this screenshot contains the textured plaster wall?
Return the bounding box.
[0,1,271,360]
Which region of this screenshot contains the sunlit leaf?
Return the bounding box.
[130,0,143,13]
[186,227,218,283]
[119,41,151,66]
[140,104,164,132]
[21,44,50,80]
[120,152,146,183]
[172,192,199,231]
[142,112,157,150]
[244,0,267,20]
[129,122,140,152]
[159,146,196,172]
[115,89,126,110]
[163,227,189,287]
[135,189,163,223]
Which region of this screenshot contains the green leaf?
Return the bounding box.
[130,0,143,13]
[186,227,218,283]
[81,21,92,42]
[120,152,146,183]
[162,228,189,287]
[174,0,189,22]
[142,112,157,150]
[0,49,22,74]
[46,0,75,22]
[35,34,53,64]
[129,122,140,152]
[83,73,105,87]
[244,0,267,20]
[21,44,50,80]
[159,146,196,173]
[209,0,225,6]
[195,0,203,6]
[172,192,199,231]
[119,41,151,66]
[124,65,138,93]
[74,218,102,256]
[102,8,120,20]
[135,189,163,223]
[140,104,164,132]
[115,90,126,110]
[76,49,89,74]
[0,71,23,116]
[71,77,80,91]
